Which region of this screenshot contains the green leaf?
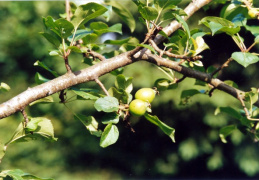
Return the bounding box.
[94,96,119,112]
[29,96,54,106]
[5,117,57,146]
[144,113,175,142]
[35,72,50,84]
[174,13,190,39]
[67,29,93,42]
[231,52,259,68]
[40,32,61,47]
[199,16,240,36]
[104,37,131,45]
[139,6,158,21]
[107,1,136,33]
[219,125,237,143]
[91,22,122,35]
[82,33,99,45]
[137,44,156,54]
[0,82,10,92]
[215,106,242,120]
[100,124,119,148]
[191,36,210,56]
[180,89,202,105]
[49,50,60,56]
[71,3,108,30]
[102,112,120,124]
[43,16,74,39]
[0,169,54,180]
[25,117,43,132]
[154,78,178,91]
[115,74,133,94]
[74,114,102,137]
[34,60,59,77]
[108,87,132,104]
[72,89,100,100]
[245,25,259,36]
[154,0,181,11]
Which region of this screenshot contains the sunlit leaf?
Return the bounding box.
[35,72,50,84]
[34,60,59,77]
[0,169,53,180]
[71,3,108,30]
[107,1,136,32]
[100,124,119,148]
[0,82,10,92]
[231,52,259,68]
[138,44,156,54]
[144,113,175,142]
[74,114,102,137]
[94,96,119,112]
[72,89,100,100]
[139,6,158,21]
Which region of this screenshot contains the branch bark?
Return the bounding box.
[6,0,251,121]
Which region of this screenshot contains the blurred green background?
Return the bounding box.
[1,0,259,179]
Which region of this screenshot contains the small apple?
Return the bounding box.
[248,8,258,19]
[135,88,156,103]
[129,99,148,116]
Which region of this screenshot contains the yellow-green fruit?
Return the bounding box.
[248,8,258,18]
[135,88,156,103]
[129,99,147,116]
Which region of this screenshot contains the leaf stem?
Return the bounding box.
[95,78,110,96]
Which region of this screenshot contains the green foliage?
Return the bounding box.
[1,0,259,179]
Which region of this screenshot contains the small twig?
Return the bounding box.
[64,55,72,73]
[87,50,106,61]
[65,0,71,21]
[95,78,110,96]
[21,109,29,127]
[208,87,216,97]
[238,93,259,121]
[210,58,233,77]
[149,39,202,61]
[175,75,186,83]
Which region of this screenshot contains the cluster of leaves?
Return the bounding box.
[1,0,259,178]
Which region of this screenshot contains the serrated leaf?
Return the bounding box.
[100,124,119,148]
[34,60,59,77]
[71,3,108,30]
[219,125,236,143]
[102,112,120,124]
[72,89,100,100]
[0,169,53,180]
[199,16,240,36]
[139,6,158,21]
[107,1,135,33]
[94,96,119,112]
[40,32,61,47]
[74,114,102,137]
[115,74,133,94]
[0,82,10,92]
[35,72,50,84]
[144,113,175,142]
[5,117,57,146]
[231,52,259,68]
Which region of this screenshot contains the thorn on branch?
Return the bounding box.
[59,90,67,103]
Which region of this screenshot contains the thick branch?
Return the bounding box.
[0,53,132,119]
